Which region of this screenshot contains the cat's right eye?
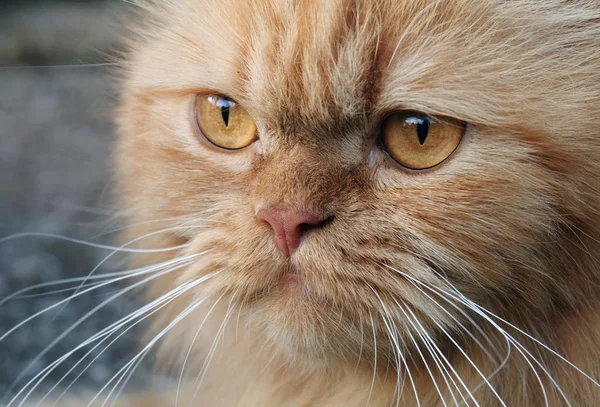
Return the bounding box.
[195,94,257,150]
[380,111,465,170]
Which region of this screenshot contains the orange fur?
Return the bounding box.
[112,0,600,405]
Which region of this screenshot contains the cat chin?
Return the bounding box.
[237,291,391,368]
[240,291,345,361]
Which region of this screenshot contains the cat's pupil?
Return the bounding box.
[209,95,235,127]
[416,116,429,145]
[221,106,230,127]
[404,115,430,145]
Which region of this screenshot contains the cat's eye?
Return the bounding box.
[195,94,257,150]
[380,112,465,170]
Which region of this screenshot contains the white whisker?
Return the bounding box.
[388,265,555,406]
[367,292,402,407]
[0,256,199,307]
[108,272,221,407]
[7,256,210,405]
[189,298,237,404]
[87,295,213,407]
[385,265,508,406]
[55,226,203,320]
[176,293,226,407]
[369,288,420,407]
[476,303,600,387]
[0,232,188,253]
[41,271,218,407]
[366,310,378,407]
[355,311,365,374]
[400,300,474,407]
[1,256,199,344]
[429,273,580,406]
[12,268,217,407]
[393,301,448,407]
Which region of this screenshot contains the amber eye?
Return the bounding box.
[195,94,257,150]
[381,112,465,170]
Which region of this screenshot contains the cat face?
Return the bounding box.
[116,0,600,365]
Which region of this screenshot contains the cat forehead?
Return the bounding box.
[141,0,475,117]
[193,0,467,116]
[130,0,597,133]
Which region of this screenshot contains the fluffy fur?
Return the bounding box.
[112,0,600,405]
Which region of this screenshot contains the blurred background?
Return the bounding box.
[0,0,153,402]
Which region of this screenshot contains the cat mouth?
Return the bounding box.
[235,266,312,305]
[276,272,311,297]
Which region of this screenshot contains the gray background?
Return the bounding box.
[0,1,153,402]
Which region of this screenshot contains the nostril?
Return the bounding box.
[298,215,335,234]
[257,208,334,257]
[297,222,316,236]
[285,214,334,256]
[322,215,335,227]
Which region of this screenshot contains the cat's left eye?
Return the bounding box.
[380,112,465,170]
[195,94,257,150]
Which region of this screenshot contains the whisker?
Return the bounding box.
[15,272,191,406]
[234,293,246,346]
[6,281,118,300]
[394,302,448,407]
[367,291,403,407]
[1,255,198,344]
[368,288,420,407]
[354,311,365,374]
[386,265,557,406]
[105,271,221,407]
[0,257,198,307]
[384,265,508,406]
[366,310,379,407]
[52,226,203,325]
[176,293,226,407]
[399,300,474,407]
[475,302,600,388]
[87,294,214,407]
[254,345,279,381]
[190,297,237,403]
[9,264,214,407]
[442,291,570,406]
[0,232,188,253]
[5,255,207,404]
[90,218,226,240]
[429,273,581,406]
[38,271,219,407]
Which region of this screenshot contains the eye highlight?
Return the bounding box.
[195,94,257,150]
[380,112,465,170]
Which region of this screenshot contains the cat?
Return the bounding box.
[14,0,600,405]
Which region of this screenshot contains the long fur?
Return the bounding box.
[111,0,600,405]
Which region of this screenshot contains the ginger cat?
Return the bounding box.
[17,0,600,406]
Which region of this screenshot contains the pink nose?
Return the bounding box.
[257,207,331,257]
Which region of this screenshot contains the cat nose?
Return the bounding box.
[257,207,332,257]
